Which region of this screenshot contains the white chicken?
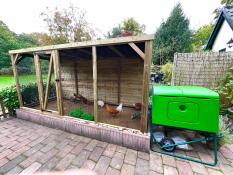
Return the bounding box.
[98,100,105,107]
[116,103,123,112]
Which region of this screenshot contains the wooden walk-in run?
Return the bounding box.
[9,35,154,133]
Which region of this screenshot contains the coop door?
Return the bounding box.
[34,51,62,114]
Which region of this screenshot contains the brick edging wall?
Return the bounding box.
[16,109,150,152]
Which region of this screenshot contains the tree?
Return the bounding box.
[107,18,145,38]
[192,24,213,51]
[41,4,95,44]
[153,3,192,64]
[214,0,233,20]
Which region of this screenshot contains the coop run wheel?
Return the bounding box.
[159,137,176,152]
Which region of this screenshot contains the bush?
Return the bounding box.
[0,67,13,75]
[161,62,173,84]
[216,66,233,113]
[69,108,94,121]
[0,86,19,115]
[219,115,233,145]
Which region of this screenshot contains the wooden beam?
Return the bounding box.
[92,46,98,122]
[34,54,44,111]
[52,50,64,115]
[128,42,145,60]
[11,54,23,107]
[43,55,53,110]
[141,41,153,133]
[108,46,125,58]
[9,34,154,54]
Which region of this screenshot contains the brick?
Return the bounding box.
[97,141,108,148]
[20,151,44,168]
[40,142,56,153]
[18,162,41,175]
[135,158,149,175]
[103,144,117,158]
[114,152,124,159]
[72,150,91,167]
[120,164,135,175]
[56,145,74,158]
[176,160,193,175]
[11,139,31,151]
[162,154,176,167]
[37,149,58,164]
[55,153,76,171]
[39,157,60,172]
[106,167,120,175]
[190,161,208,175]
[163,165,178,175]
[116,146,127,154]
[0,149,13,160]
[85,140,98,151]
[23,144,43,157]
[149,170,160,175]
[94,156,111,175]
[150,153,163,174]
[0,158,9,168]
[89,147,104,162]
[71,142,87,155]
[198,152,213,163]
[207,168,224,175]
[5,166,23,175]
[7,146,30,160]
[28,137,46,147]
[81,160,96,170]
[219,147,233,160]
[110,157,123,170]
[55,139,70,150]
[138,151,150,161]
[0,155,26,173]
[124,149,137,166]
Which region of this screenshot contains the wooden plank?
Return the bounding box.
[92,46,98,122]
[34,54,44,111]
[108,46,125,58]
[52,50,64,115]
[43,55,53,110]
[128,42,145,60]
[9,34,154,54]
[11,54,23,107]
[141,41,153,133]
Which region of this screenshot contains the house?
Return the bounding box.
[206,6,233,52]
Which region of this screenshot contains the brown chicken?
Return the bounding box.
[105,104,121,117]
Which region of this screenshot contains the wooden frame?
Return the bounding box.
[9,35,154,133]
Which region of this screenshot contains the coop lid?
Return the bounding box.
[153,86,219,99]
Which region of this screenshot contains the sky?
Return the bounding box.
[0,0,221,37]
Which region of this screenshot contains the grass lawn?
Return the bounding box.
[0,74,48,90]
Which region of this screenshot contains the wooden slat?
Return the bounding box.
[128,42,145,60]
[52,50,64,115]
[9,35,154,54]
[141,41,153,133]
[34,54,44,111]
[43,55,53,110]
[108,46,125,58]
[92,46,98,122]
[11,54,23,107]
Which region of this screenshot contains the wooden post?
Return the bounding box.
[52,50,64,115]
[92,46,98,122]
[34,54,44,111]
[43,55,53,110]
[141,41,153,133]
[11,54,23,107]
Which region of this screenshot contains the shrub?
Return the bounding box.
[69,108,94,121]
[219,115,233,145]
[0,86,19,115]
[0,67,13,75]
[161,62,173,84]
[216,66,233,113]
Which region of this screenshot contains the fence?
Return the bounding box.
[171,52,233,88]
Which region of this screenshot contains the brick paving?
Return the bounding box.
[0,118,232,175]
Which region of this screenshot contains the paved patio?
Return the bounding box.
[0,118,232,175]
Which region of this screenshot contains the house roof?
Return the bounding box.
[205,6,233,50]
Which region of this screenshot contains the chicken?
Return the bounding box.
[74,93,92,105]
[133,103,142,111]
[105,103,123,116]
[98,100,105,107]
